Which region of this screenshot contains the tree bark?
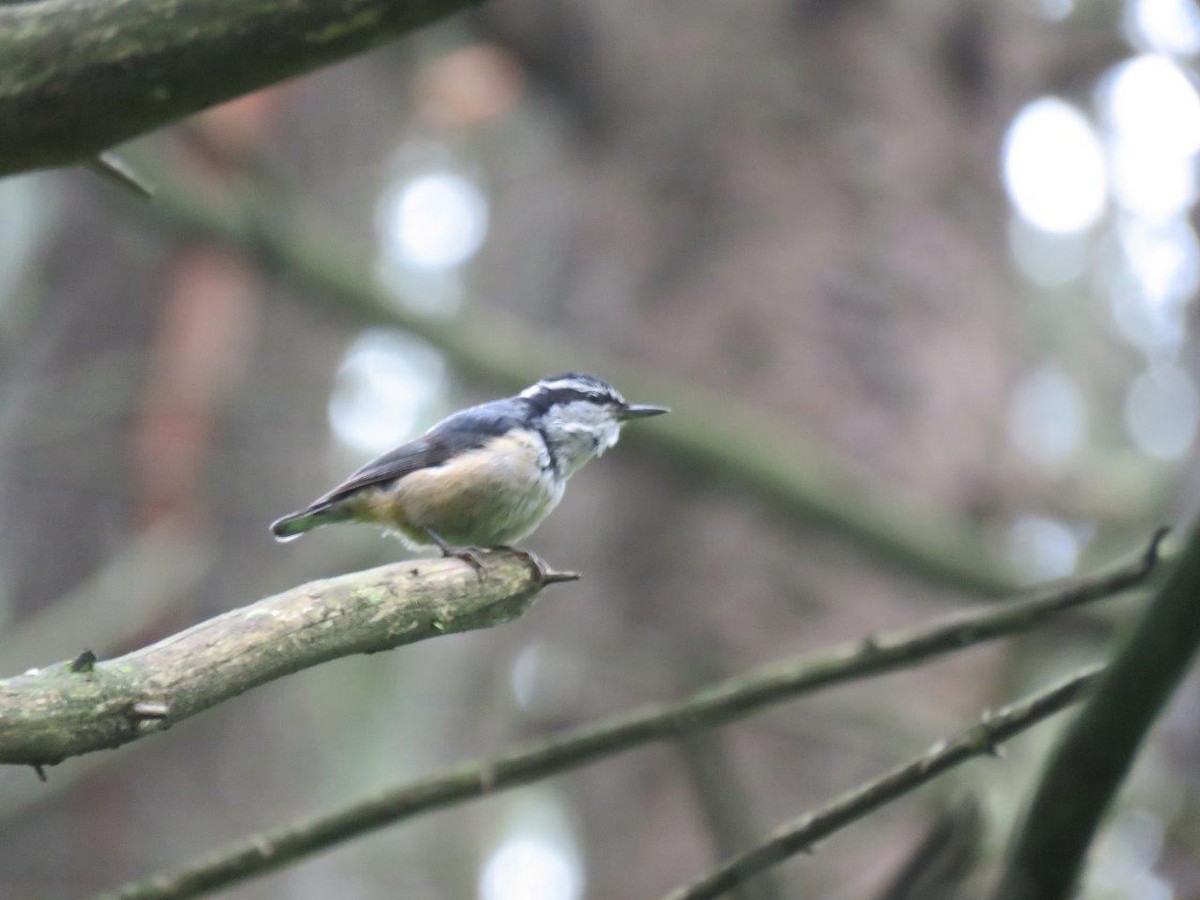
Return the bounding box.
[98,536,1158,900]
[0,550,570,767]
[996,521,1200,899]
[0,0,480,175]
[662,668,1101,900]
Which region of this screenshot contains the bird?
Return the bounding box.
[270,373,668,566]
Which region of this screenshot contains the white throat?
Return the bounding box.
[538,402,622,478]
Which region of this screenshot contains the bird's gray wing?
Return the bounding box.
[308,401,526,508]
[311,437,437,507]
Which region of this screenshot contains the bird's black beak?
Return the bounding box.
[619,403,670,420]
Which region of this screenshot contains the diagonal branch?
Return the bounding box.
[96,535,1161,900]
[994,519,1200,899]
[0,550,572,767]
[660,667,1102,900]
[0,0,479,176]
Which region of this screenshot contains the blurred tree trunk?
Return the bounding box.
[473,0,1122,515]
[0,1,1138,898]
[459,1,1128,895]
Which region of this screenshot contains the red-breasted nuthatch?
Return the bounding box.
[270,373,668,558]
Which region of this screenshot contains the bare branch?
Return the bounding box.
[0,550,570,767]
[0,0,479,175]
[96,537,1159,900]
[994,523,1200,899]
[660,667,1101,900]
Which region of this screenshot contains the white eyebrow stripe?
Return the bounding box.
[521,378,588,397]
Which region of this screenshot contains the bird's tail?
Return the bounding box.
[270,502,349,542]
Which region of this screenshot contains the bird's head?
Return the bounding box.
[520,373,669,476]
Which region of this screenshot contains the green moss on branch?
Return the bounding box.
[995,523,1200,899]
[99,536,1157,900]
[0,0,479,175]
[0,550,564,766]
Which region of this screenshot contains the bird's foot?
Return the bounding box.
[494,545,579,585]
[425,529,487,576]
[452,546,487,574]
[494,544,545,579]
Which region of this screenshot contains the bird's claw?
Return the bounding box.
[426,529,486,576]
[494,545,579,585]
[495,545,545,578]
[453,547,487,575]
[425,530,577,584]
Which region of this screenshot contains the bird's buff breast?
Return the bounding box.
[358,430,563,547]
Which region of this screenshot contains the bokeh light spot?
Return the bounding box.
[1009,365,1086,465]
[1002,98,1107,234]
[1007,515,1081,582]
[377,171,489,272]
[1101,54,1200,219]
[1128,0,1200,53]
[1125,364,1199,460]
[1008,216,1090,287]
[479,836,583,900]
[328,330,447,455]
[511,643,542,712]
[1038,0,1074,21]
[1085,807,1172,900]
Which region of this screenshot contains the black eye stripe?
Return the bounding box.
[524,386,623,415]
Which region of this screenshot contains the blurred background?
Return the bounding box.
[2,0,1200,897]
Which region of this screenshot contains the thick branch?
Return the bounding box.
[660,667,1102,900]
[143,165,1013,593]
[0,550,568,767]
[98,538,1159,900]
[995,521,1200,899]
[0,0,478,175]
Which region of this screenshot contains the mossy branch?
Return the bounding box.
[97,536,1160,900]
[995,521,1200,899]
[661,667,1102,900]
[0,550,572,768]
[0,0,479,176]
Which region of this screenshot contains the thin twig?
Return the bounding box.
[660,667,1102,900]
[0,550,568,767]
[88,153,156,199]
[95,536,1161,900]
[995,521,1200,899]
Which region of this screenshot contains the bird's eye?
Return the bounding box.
[587,392,602,402]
